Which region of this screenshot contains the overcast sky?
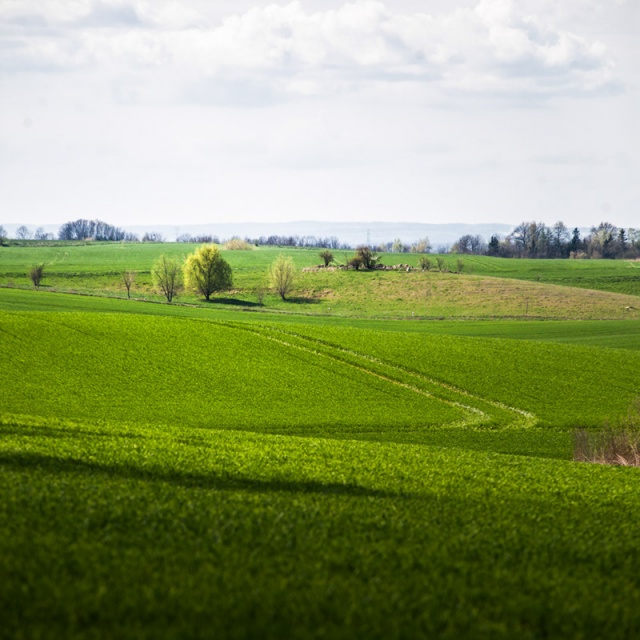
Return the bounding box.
[1,0,638,228]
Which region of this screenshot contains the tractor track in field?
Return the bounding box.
[221,321,538,431]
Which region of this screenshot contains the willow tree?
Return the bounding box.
[184,244,232,301]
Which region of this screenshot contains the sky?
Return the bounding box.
[1,0,638,229]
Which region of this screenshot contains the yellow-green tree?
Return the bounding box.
[269,255,295,300]
[184,244,232,301]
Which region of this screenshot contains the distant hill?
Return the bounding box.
[3,220,520,246]
[159,221,515,247]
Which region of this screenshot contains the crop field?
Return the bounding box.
[1,243,640,638]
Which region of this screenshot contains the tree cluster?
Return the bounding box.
[250,235,344,249]
[386,237,432,254]
[452,221,640,260]
[176,234,221,244]
[151,245,233,303]
[58,219,136,242]
[142,232,165,243]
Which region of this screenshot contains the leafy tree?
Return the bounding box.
[319,250,334,267]
[355,246,379,269]
[618,228,628,254]
[269,255,296,300]
[152,255,182,303]
[184,244,232,301]
[569,227,581,254]
[29,264,45,289]
[487,235,500,256]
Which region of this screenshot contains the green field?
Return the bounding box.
[2,243,640,639]
[2,243,640,319]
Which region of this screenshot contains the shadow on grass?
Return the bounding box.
[0,423,148,441]
[0,452,399,499]
[283,297,320,305]
[207,297,263,308]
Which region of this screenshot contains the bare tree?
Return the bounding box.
[29,264,45,289]
[269,255,296,300]
[122,271,136,299]
[16,225,32,240]
[152,255,182,303]
[58,218,127,241]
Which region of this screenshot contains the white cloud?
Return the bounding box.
[0,0,620,100]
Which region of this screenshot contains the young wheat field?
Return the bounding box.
[1,243,640,639]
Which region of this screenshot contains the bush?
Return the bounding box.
[29,264,45,290]
[320,250,334,267]
[574,398,640,466]
[418,257,432,271]
[224,238,254,251]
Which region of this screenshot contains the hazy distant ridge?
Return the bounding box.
[3,221,515,246]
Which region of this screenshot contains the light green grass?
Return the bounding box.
[0,311,468,441]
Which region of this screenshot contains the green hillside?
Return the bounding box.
[1,243,639,319]
[2,244,640,638]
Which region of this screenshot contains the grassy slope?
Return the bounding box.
[0,311,466,439]
[2,286,640,350]
[2,244,640,319]
[3,248,640,638]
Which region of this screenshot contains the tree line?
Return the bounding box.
[450,221,640,260]
[4,218,640,260]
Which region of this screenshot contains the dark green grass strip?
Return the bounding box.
[2,417,640,640]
